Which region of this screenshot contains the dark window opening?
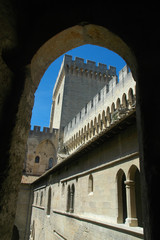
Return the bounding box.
[35,156,40,163]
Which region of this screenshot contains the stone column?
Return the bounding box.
[125,180,138,227]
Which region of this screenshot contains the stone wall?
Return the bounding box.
[24,127,59,175]
[64,66,135,154]
[50,55,116,130]
[29,121,143,240]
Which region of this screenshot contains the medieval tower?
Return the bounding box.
[49,55,116,131]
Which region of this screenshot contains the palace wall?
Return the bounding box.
[24,126,59,176]
[30,121,143,240]
[64,65,135,154]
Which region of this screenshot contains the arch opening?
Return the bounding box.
[47,187,51,216]
[116,169,127,224]
[23,23,139,234]
[127,165,143,227]
[31,24,137,89]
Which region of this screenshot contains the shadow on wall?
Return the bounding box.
[11,225,19,240]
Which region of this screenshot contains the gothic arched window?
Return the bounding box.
[66,185,70,212]
[47,187,51,215]
[66,184,75,213]
[117,169,127,224]
[88,174,93,194]
[40,191,43,206]
[70,184,75,213]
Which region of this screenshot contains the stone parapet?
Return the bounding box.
[63,66,136,154]
[29,126,58,136]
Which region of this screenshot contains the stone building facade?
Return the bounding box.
[24,127,59,176]
[15,55,143,240]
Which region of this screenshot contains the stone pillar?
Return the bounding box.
[125,180,138,227]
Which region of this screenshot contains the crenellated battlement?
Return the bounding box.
[63,54,116,76]
[52,54,117,98]
[29,126,59,136]
[63,65,136,154]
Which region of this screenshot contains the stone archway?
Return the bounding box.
[31,24,137,91]
[0,24,138,240]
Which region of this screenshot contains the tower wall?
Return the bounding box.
[50,55,116,130]
[24,126,59,175]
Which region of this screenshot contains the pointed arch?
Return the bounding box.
[98,113,101,131]
[111,102,115,113]
[70,184,75,213]
[89,120,93,138]
[128,88,134,106]
[66,185,70,212]
[88,174,94,194]
[106,107,111,124]
[47,187,51,215]
[127,165,143,227]
[116,169,127,224]
[122,93,128,108]
[116,98,121,109]
[84,125,88,141]
[40,191,43,206]
[94,117,97,135]
[102,110,106,128]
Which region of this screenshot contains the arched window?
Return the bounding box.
[35,156,40,163]
[70,184,75,213]
[111,102,115,114]
[122,93,128,109]
[128,88,134,106]
[48,158,53,169]
[117,169,127,224]
[66,185,70,212]
[116,98,121,109]
[102,110,106,128]
[94,117,97,135]
[36,192,38,205]
[40,191,43,206]
[88,174,93,194]
[66,184,75,213]
[47,187,51,215]
[106,107,111,124]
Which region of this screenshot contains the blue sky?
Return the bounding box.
[30,44,126,129]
